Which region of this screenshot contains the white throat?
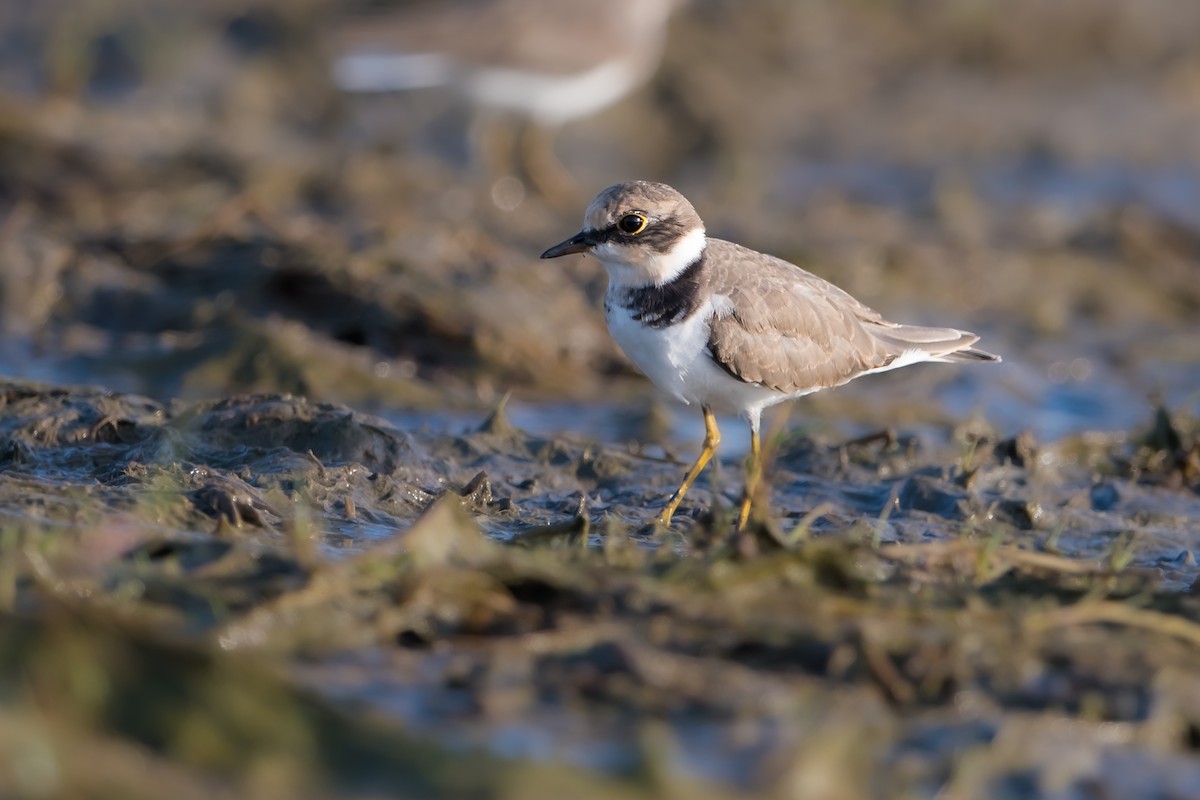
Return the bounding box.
[592,227,707,288]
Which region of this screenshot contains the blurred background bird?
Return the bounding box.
[331,0,681,207]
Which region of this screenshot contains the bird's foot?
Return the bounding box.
[654,494,685,527]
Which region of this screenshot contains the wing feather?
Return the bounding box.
[702,239,986,393]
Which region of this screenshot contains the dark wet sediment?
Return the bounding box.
[2,379,1200,798]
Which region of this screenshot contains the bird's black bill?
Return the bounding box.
[540,231,592,259]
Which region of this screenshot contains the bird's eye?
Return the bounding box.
[617,213,648,235]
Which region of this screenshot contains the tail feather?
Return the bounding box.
[944,346,1001,363]
[875,323,1002,364]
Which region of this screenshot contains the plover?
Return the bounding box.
[332,0,679,202]
[542,181,1000,527]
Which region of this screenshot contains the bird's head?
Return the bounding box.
[541,181,706,286]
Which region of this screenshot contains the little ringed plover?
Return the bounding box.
[541,181,1000,528]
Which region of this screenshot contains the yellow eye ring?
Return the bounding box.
[617,213,648,235]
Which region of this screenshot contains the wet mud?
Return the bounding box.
[3,379,1200,798]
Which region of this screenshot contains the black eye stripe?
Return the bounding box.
[586,215,688,253]
[594,213,652,241]
[588,223,638,245]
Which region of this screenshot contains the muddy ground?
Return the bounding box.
[1,1,1200,798]
[3,380,1200,799]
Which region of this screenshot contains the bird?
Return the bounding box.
[331,0,680,203]
[541,181,1000,528]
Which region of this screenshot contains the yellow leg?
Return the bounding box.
[737,425,762,530]
[656,406,720,526]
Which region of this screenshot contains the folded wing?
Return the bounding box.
[703,241,998,394]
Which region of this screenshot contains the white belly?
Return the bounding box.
[605,296,788,418]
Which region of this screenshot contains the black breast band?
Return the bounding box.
[618,252,706,328]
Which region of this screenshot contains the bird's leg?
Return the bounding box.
[471,111,519,198]
[520,121,581,205]
[656,405,720,526]
[737,422,762,530]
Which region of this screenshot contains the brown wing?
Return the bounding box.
[703,239,967,393]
